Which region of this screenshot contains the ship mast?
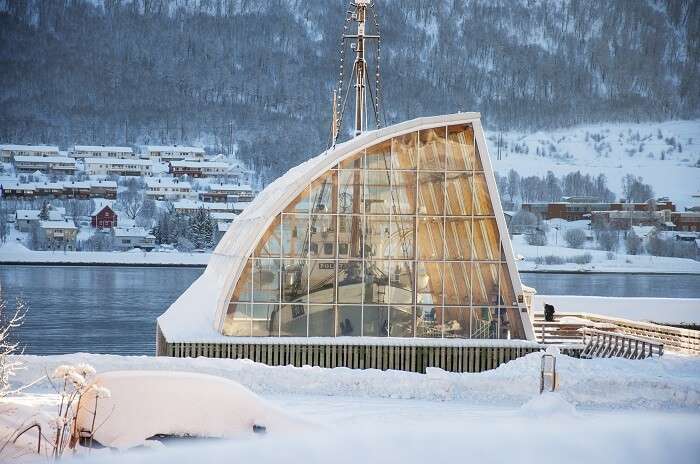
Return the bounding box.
[330,1,383,146]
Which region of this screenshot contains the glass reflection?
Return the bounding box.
[392,132,417,170]
[338,215,364,259]
[337,305,362,336]
[419,127,446,170]
[447,124,480,170]
[366,140,391,170]
[416,261,443,305]
[473,174,494,215]
[365,170,391,214]
[471,307,498,339]
[309,260,336,304]
[310,171,337,214]
[417,217,444,260]
[338,170,363,214]
[389,305,414,337]
[252,258,280,303]
[224,302,251,336]
[255,215,282,257]
[416,305,441,338]
[280,303,307,337]
[443,307,470,338]
[308,304,336,336]
[282,214,309,258]
[365,216,391,259]
[364,260,391,304]
[282,259,308,303]
[443,261,471,306]
[363,305,389,336]
[337,260,363,303]
[445,172,473,216]
[252,303,278,336]
[391,171,416,214]
[389,217,415,259]
[417,171,445,215]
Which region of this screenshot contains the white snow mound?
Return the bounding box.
[76,370,310,449]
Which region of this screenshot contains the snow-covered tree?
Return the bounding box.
[564,228,587,249]
[189,207,216,249]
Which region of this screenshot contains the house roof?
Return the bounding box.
[113,227,154,238]
[146,145,205,154]
[91,202,115,217]
[84,158,153,166]
[145,177,192,189]
[73,145,133,153]
[14,155,76,163]
[0,144,59,152]
[40,220,77,230]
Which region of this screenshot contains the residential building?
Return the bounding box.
[522,199,676,221]
[1,180,117,200]
[210,212,237,223]
[112,227,156,251]
[15,207,65,232]
[169,160,231,178]
[91,204,118,229]
[146,145,206,162]
[71,145,134,159]
[84,158,154,177]
[200,184,255,203]
[13,156,77,174]
[591,209,673,229]
[39,220,78,251]
[671,212,700,232]
[89,180,118,199]
[0,144,60,162]
[145,177,192,200]
[173,199,246,215]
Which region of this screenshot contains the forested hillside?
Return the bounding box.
[0,0,698,179]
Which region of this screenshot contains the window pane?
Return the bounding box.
[339,151,363,169]
[309,171,337,214]
[251,303,278,336]
[337,305,361,336]
[417,217,444,260]
[389,216,415,259]
[444,218,472,260]
[231,258,252,302]
[417,171,445,215]
[285,186,310,213]
[252,258,280,303]
[365,170,391,214]
[391,170,416,214]
[499,263,517,307]
[389,305,414,337]
[364,260,390,304]
[282,214,309,257]
[362,305,389,336]
[308,304,336,337]
[309,260,336,304]
[445,172,473,216]
[392,132,417,170]
[389,261,414,305]
[472,263,499,306]
[443,261,471,306]
[223,302,251,336]
[446,124,480,170]
[337,260,363,303]
[473,218,500,261]
[501,307,524,340]
[471,307,498,339]
[254,215,282,257]
[281,259,308,303]
[338,170,364,214]
[443,306,470,338]
[280,303,307,337]
[365,140,391,170]
[473,174,494,215]
[416,305,441,338]
[416,261,443,305]
[309,215,336,259]
[338,215,364,259]
[365,216,391,259]
[419,127,446,170]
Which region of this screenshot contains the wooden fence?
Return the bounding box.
[581,328,664,359]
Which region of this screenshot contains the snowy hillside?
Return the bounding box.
[489,120,700,209]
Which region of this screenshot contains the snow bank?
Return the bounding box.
[11,352,700,411]
[0,241,209,266]
[76,371,308,449]
[534,295,700,324]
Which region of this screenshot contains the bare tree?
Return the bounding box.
[117,181,145,220]
[0,282,27,398]
[564,228,587,249]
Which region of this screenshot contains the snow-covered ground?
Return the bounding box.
[0,240,209,266]
[489,119,700,209]
[2,352,699,463]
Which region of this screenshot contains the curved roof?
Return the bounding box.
[158,112,531,342]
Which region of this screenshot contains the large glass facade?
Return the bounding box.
[223,123,525,339]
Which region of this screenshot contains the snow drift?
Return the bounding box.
[76,370,310,449]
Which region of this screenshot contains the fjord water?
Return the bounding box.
[1,265,698,356]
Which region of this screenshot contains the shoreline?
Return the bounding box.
[1,259,699,275]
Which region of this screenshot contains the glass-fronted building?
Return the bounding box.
[157,113,535,361]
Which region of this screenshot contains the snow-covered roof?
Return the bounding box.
[0,144,59,152]
[145,177,192,189]
[146,145,205,154]
[91,201,115,216]
[14,155,76,163]
[173,199,240,211]
[113,227,154,238]
[15,210,40,220]
[159,112,517,343]
[211,212,238,221]
[90,180,118,188]
[40,220,77,230]
[84,158,153,166]
[217,222,230,232]
[210,184,253,192]
[63,181,92,189]
[73,145,133,153]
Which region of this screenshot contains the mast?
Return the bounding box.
[331,1,382,146]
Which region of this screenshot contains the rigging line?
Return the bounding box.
[365,64,381,130]
[336,60,358,144]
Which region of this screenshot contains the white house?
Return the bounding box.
[0,144,60,162]
[84,158,154,177]
[39,219,78,251]
[72,145,134,159]
[173,199,246,215]
[169,160,231,178]
[146,145,206,162]
[144,177,193,200]
[13,156,77,174]
[112,227,156,251]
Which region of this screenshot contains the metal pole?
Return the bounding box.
[353,1,368,136]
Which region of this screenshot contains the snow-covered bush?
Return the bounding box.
[625,231,643,255]
[0,282,27,398]
[564,228,587,249]
[597,229,619,252]
[525,231,547,246]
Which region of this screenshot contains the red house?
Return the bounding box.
[91,205,118,229]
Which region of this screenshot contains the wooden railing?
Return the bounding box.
[580,328,663,359]
[534,312,700,355]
